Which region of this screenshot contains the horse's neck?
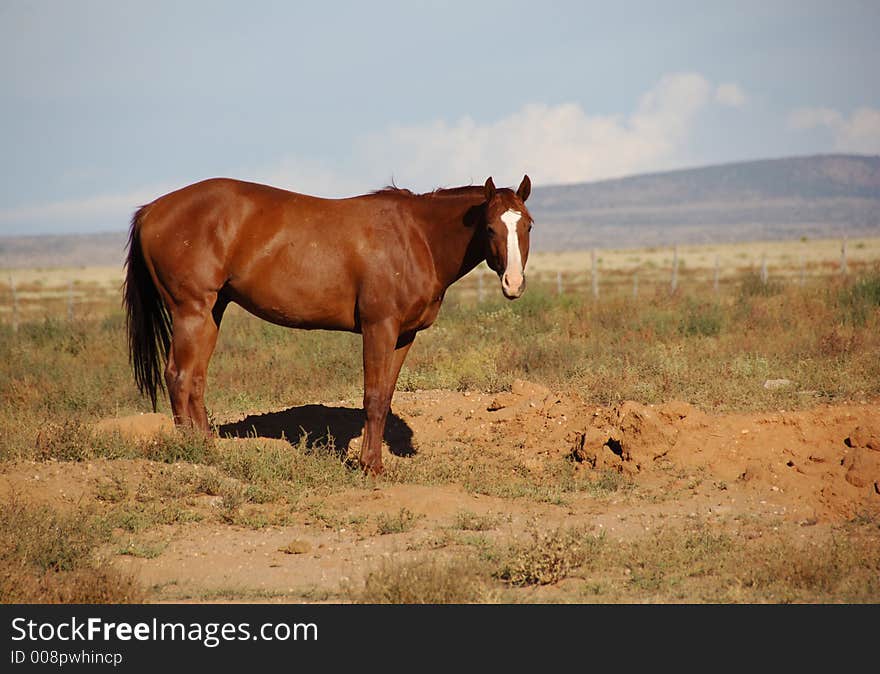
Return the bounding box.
[452,234,486,283]
[418,195,486,290]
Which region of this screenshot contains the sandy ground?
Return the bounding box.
[2,384,878,602]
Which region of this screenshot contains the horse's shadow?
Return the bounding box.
[217,404,416,458]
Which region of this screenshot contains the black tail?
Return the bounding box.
[123,205,171,412]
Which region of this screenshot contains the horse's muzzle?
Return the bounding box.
[501,273,526,300]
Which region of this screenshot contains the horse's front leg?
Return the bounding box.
[360,321,414,474]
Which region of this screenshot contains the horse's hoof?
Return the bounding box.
[360,461,384,476]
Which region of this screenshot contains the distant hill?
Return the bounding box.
[529,154,880,250]
[1,154,879,268]
[0,231,129,270]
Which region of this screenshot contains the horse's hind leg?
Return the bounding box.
[167,294,226,433]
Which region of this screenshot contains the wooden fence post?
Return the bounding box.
[670,245,678,294]
[713,254,720,294]
[67,279,74,321]
[591,249,598,300]
[8,273,18,332]
[760,254,768,285]
[556,270,563,296]
[632,268,639,299]
[840,236,848,276]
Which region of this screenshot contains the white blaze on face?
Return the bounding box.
[500,209,524,296]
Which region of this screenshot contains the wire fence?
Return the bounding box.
[0,239,873,327]
[0,273,121,329]
[450,239,866,305]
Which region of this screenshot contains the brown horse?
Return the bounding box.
[123,174,533,473]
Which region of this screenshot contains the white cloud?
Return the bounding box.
[355,72,720,190]
[834,108,880,153]
[715,83,747,107]
[788,106,880,153]
[788,107,842,130]
[229,72,727,199]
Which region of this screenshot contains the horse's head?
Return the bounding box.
[482,175,532,299]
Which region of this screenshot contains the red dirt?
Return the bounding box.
[2,384,878,601]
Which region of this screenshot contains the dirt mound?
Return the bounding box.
[92,414,292,454]
[93,413,174,440]
[86,387,880,523]
[569,400,704,471]
[513,392,880,521]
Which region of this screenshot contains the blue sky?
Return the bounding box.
[1,0,879,235]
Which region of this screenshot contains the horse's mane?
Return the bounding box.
[371,186,416,196]
[371,184,486,198]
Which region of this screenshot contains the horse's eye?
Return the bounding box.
[527,223,533,232]
[486,228,496,237]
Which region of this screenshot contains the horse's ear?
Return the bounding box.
[517,174,531,202]
[484,176,496,202]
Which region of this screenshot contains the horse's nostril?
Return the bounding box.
[502,273,523,290]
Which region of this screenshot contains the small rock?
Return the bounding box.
[763,379,793,390]
[511,379,551,399]
[487,392,519,411]
[278,540,312,555]
[657,400,697,421]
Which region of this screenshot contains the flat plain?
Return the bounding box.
[1,236,878,603]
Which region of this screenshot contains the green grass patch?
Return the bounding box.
[838,272,880,326]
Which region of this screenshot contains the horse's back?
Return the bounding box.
[139,177,389,253]
[135,178,430,331]
[137,178,350,275]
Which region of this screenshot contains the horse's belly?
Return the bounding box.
[223,234,364,330]
[227,278,359,332]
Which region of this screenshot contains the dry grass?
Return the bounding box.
[376,507,422,535]
[495,527,597,587]
[451,511,501,532]
[0,494,145,603]
[343,517,880,603]
[385,440,634,504]
[351,557,487,604]
[574,519,880,603]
